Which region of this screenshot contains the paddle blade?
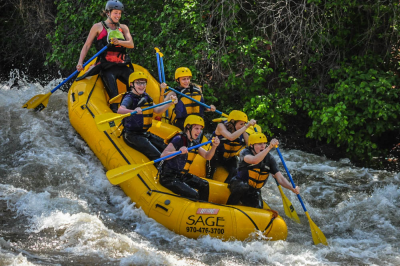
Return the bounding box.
[305,212,328,245]
[94,113,125,131]
[212,117,227,123]
[109,93,124,104]
[278,186,301,223]
[246,124,262,135]
[22,92,51,111]
[262,200,271,210]
[106,163,150,185]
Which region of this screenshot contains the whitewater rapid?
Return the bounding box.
[0,72,399,265]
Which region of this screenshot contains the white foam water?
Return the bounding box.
[1,75,399,265]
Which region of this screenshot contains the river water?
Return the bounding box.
[0,73,399,265]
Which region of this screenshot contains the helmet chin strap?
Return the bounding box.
[186,125,194,141]
[131,85,139,94]
[250,144,257,154]
[106,13,119,25]
[131,85,146,98]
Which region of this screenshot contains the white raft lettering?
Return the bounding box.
[186,215,225,227]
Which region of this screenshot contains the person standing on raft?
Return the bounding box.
[159,115,220,201]
[76,0,134,112]
[118,71,177,161]
[161,67,216,130]
[227,132,300,208]
[206,110,257,183]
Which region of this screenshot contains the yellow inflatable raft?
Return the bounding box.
[67,63,288,241]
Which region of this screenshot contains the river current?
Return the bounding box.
[0,72,399,265]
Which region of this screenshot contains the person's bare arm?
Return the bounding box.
[117,105,142,115]
[244,138,279,164]
[161,143,187,159]
[216,119,256,141]
[198,137,220,160]
[77,23,102,70]
[154,95,177,114]
[274,172,300,194]
[111,24,134,48]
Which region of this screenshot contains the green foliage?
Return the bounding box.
[45,0,400,163]
[306,55,400,160]
[46,0,276,107]
[1,0,56,78]
[47,0,208,80]
[243,93,297,137]
[46,0,105,68]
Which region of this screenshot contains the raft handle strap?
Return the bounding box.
[85,75,100,118]
[155,204,168,212]
[262,209,279,233]
[113,122,124,137]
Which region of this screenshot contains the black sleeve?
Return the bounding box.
[238,148,252,169]
[267,154,280,175]
[170,135,183,150]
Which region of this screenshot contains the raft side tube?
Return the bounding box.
[67,64,288,241]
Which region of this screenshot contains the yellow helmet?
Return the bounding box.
[129,71,148,84]
[248,132,268,145]
[184,115,205,128]
[175,67,192,80]
[227,110,248,123]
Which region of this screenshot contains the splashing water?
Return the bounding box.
[1,75,399,265]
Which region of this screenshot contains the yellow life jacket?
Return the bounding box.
[122,93,153,132]
[221,139,245,158]
[247,165,270,189]
[141,101,154,131]
[181,147,198,174]
[181,87,202,116]
[163,132,199,174]
[172,85,204,121]
[238,156,270,189]
[213,121,246,159]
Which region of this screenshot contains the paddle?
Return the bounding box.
[275,147,328,245]
[165,87,229,118]
[211,117,227,123]
[94,100,173,131]
[155,47,169,119]
[108,93,126,104]
[155,48,163,83]
[107,140,213,185]
[160,52,166,83]
[274,178,301,223]
[22,45,109,111]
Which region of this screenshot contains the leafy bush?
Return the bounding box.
[42,0,400,163]
[1,0,56,78]
[307,55,400,160]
